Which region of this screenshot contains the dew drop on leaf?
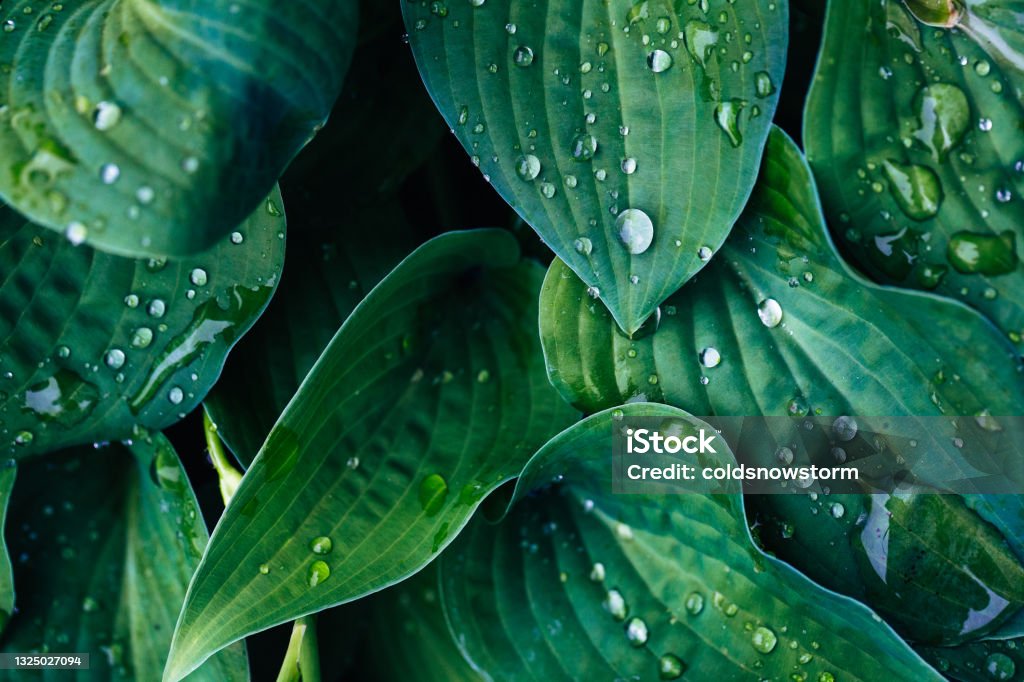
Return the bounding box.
[616,209,654,255]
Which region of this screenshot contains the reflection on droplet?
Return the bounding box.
[616,209,654,255]
[757,298,783,327]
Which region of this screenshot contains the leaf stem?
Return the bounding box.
[274,616,320,682]
[202,410,243,505]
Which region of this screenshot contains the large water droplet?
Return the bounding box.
[513,45,535,67]
[757,298,783,327]
[647,50,673,73]
[714,99,746,147]
[419,474,449,515]
[574,237,593,255]
[912,83,969,160]
[755,71,775,98]
[685,592,704,615]
[882,159,943,221]
[947,231,1017,275]
[616,209,654,255]
[310,536,333,555]
[93,101,122,131]
[570,133,598,161]
[104,348,126,370]
[604,589,628,620]
[986,652,1016,680]
[307,560,330,587]
[658,654,687,680]
[625,617,649,646]
[832,416,858,441]
[699,347,721,368]
[516,154,541,181]
[751,626,777,653]
[684,20,718,67]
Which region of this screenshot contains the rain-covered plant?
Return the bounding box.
[0,0,1022,680]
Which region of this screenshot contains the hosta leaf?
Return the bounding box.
[164,229,576,681]
[205,203,415,465]
[360,564,483,682]
[0,434,248,681]
[401,0,788,333]
[538,127,1024,645]
[804,0,1024,344]
[0,465,12,636]
[441,404,941,681]
[919,637,1024,681]
[0,193,284,458]
[0,0,355,258]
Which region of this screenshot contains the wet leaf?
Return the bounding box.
[402,0,787,333]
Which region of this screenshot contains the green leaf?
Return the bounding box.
[0,464,13,636]
[0,434,248,680]
[205,202,415,465]
[360,564,483,682]
[401,0,788,333]
[804,0,1024,344]
[0,192,284,458]
[0,0,356,258]
[441,403,942,681]
[918,637,1024,681]
[537,127,1024,645]
[164,229,576,681]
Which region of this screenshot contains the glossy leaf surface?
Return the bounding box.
[805,0,1024,343]
[0,0,356,258]
[0,194,285,458]
[165,229,575,680]
[442,404,942,681]
[538,128,1024,645]
[0,435,247,680]
[402,0,787,333]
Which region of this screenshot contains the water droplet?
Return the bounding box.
[168,386,184,405]
[65,221,87,245]
[979,117,994,132]
[604,589,628,620]
[93,101,122,131]
[757,298,783,327]
[625,617,649,646]
[230,231,244,244]
[751,626,777,654]
[189,268,208,286]
[986,652,1016,680]
[100,163,120,184]
[776,446,794,465]
[684,20,718,67]
[831,447,847,463]
[659,653,687,679]
[14,431,33,446]
[540,182,556,198]
[104,348,126,370]
[148,299,166,318]
[647,49,673,73]
[755,71,775,98]
[514,154,541,182]
[307,560,330,587]
[948,231,1017,275]
[685,592,704,615]
[621,157,637,174]
[419,474,448,516]
[912,84,969,160]
[698,246,713,261]
[830,502,846,519]
[130,327,154,349]
[616,208,654,255]
[832,416,858,441]
[2,20,14,32]
[714,99,746,147]
[513,45,534,67]
[310,536,333,555]
[699,347,721,368]
[258,563,270,575]
[346,456,360,470]
[590,562,605,582]
[570,133,598,161]
[574,237,593,255]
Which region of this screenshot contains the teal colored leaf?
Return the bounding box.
[164,229,576,681]
[205,202,415,465]
[0,434,248,680]
[0,464,13,636]
[441,404,942,681]
[361,564,483,682]
[402,0,788,333]
[919,637,1024,681]
[804,0,1024,345]
[0,0,356,258]
[537,127,1024,645]
[0,193,284,458]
